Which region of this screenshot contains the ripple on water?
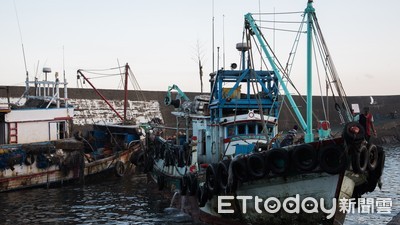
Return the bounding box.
[0,146,398,225]
[345,145,400,225]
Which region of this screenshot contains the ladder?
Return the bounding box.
[8,122,18,144]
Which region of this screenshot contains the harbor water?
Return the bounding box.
[0,145,399,225]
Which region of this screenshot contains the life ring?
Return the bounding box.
[291,144,318,172]
[24,154,35,166]
[187,173,198,196]
[157,174,165,191]
[265,148,289,175]
[115,161,126,177]
[231,157,248,181]
[343,122,365,145]
[217,160,231,191]
[367,144,379,171]
[318,145,348,175]
[247,153,266,179]
[351,145,368,173]
[248,111,255,118]
[206,163,219,194]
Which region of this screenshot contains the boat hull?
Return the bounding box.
[0,142,136,192]
[200,173,351,225]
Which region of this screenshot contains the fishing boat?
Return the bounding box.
[143,1,385,224]
[0,65,143,192]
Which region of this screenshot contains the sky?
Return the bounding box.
[0,0,399,96]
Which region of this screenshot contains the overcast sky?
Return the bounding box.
[1,0,399,96]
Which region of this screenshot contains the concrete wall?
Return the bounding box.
[1,86,399,143]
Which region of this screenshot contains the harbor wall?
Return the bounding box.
[0,86,399,144]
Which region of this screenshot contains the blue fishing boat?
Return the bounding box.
[143,1,385,224]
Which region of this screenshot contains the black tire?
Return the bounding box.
[265,148,289,175]
[291,144,318,172]
[217,160,231,191]
[343,122,365,145]
[367,144,379,171]
[318,145,348,175]
[157,175,165,191]
[198,185,208,207]
[115,161,126,177]
[24,154,35,166]
[231,158,248,181]
[206,163,219,194]
[188,173,198,196]
[180,175,188,195]
[130,150,144,166]
[352,145,368,173]
[247,153,266,179]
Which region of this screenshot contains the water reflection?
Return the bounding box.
[0,174,196,225]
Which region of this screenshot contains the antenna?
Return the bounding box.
[223,14,225,70]
[13,0,28,78]
[212,0,215,72]
[63,45,65,81]
[259,0,262,70]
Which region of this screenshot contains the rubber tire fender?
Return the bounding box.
[291,144,318,172]
[157,174,165,191]
[188,173,198,196]
[247,153,266,179]
[206,163,219,194]
[367,144,379,171]
[265,148,289,175]
[180,175,188,195]
[217,160,231,191]
[231,157,248,182]
[352,145,369,173]
[318,144,348,175]
[24,154,35,166]
[197,184,208,207]
[115,161,126,177]
[343,122,365,145]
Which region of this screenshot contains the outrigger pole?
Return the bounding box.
[245,14,308,140]
[77,70,124,122]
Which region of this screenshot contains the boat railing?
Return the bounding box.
[24,76,69,108]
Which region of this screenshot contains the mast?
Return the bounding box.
[124,63,129,122]
[305,0,315,142]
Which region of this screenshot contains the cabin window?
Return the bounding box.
[238,124,246,135]
[257,123,265,134]
[227,125,235,137]
[248,123,256,134]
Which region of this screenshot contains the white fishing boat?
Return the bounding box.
[0,65,143,192]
